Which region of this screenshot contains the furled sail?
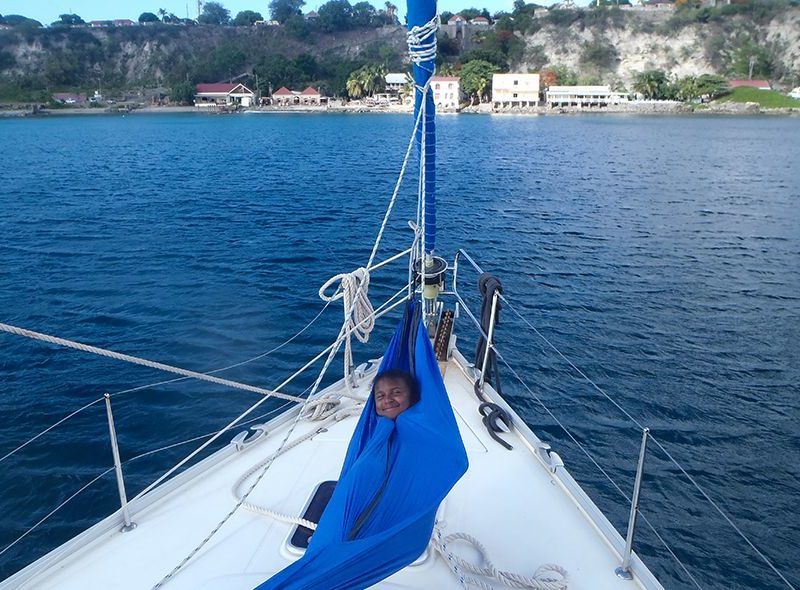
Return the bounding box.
[255,301,468,589]
[408,0,438,254]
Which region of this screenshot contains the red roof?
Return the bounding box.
[300,86,320,95]
[448,15,466,23]
[196,83,238,93]
[729,79,771,89]
[471,16,489,22]
[273,86,293,96]
[431,76,460,82]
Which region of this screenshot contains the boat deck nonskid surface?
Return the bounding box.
[7,355,657,590]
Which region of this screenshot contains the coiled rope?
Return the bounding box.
[319,267,375,394]
[407,15,439,69]
[432,526,569,590]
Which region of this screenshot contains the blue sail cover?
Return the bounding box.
[255,301,468,589]
[408,0,437,253]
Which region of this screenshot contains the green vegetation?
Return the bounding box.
[198,2,231,25]
[632,69,729,100]
[459,59,498,104]
[345,64,386,98]
[716,86,800,107]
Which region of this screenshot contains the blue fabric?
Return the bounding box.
[255,301,468,589]
[408,0,437,253]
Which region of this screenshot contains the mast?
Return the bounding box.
[407,0,447,332]
[407,0,437,256]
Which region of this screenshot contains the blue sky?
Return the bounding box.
[0,0,548,25]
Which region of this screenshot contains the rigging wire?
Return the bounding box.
[0,300,333,466]
[495,292,797,590]
[0,400,299,561]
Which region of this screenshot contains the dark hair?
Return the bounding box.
[373,369,420,405]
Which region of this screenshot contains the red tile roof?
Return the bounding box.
[471,16,489,22]
[431,76,460,82]
[300,86,320,95]
[729,79,771,89]
[448,15,465,23]
[196,83,238,93]
[273,86,293,96]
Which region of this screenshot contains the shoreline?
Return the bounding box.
[1,101,798,118]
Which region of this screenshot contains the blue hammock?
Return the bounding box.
[255,301,469,589]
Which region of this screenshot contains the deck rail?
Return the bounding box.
[446,248,797,590]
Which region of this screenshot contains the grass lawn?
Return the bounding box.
[716,87,800,108]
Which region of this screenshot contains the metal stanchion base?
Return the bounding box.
[614,566,633,580]
[121,522,138,533]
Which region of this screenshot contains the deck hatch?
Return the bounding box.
[289,480,337,549]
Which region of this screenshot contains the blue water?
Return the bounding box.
[0,113,798,589]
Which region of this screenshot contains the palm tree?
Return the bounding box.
[361,65,387,97]
[346,73,365,99]
[158,8,167,21]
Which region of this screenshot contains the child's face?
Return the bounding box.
[374,377,412,420]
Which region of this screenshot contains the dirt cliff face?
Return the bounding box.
[1,9,797,90]
[0,24,406,87]
[518,7,800,87]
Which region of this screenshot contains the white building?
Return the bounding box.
[194,83,255,108]
[492,73,540,108]
[430,76,460,111]
[385,73,410,95]
[545,85,629,108]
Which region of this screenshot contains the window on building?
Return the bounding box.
[513,93,518,98]
[513,80,519,86]
[435,84,440,90]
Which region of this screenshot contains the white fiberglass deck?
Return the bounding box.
[2,350,663,590]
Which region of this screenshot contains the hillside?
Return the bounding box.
[515,6,800,88]
[0,4,798,101]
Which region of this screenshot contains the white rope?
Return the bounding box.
[0,322,304,403]
[432,526,569,590]
[407,15,439,68]
[234,403,363,526]
[319,268,375,392]
[152,302,358,588]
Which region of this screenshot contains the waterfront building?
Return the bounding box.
[545,85,629,107]
[492,73,540,109]
[470,16,490,26]
[431,76,461,111]
[300,86,322,105]
[194,83,255,108]
[385,73,410,96]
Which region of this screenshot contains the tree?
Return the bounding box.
[459,59,498,104]
[233,10,263,25]
[695,74,728,100]
[170,81,196,104]
[346,73,365,99]
[383,2,399,25]
[269,0,306,24]
[198,2,231,25]
[138,12,160,23]
[632,69,670,99]
[346,64,386,99]
[158,8,167,21]
[52,14,85,26]
[352,1,378,27]
[318,0,353,32]
[3,14,43,28]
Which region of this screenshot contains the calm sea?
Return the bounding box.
[0,112,798,588]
